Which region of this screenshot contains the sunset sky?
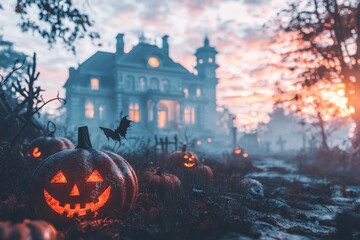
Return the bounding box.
[0,0,287,131]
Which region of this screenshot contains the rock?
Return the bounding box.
[236,178,264,199]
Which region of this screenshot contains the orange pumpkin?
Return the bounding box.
[0,220,57,240]
[167,145,200,171]
[143,167,181,194]
[27,136,74,170]
[30,126,138,227]
[167,145,213,188]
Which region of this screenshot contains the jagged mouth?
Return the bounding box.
[44,186,111,218]
[184,162,195,168]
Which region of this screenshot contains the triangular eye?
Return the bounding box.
[51,170,67,183]
[87,170,103,182]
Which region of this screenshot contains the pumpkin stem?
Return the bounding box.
[46,121,56,137]
[182,144,187,152]
[77,126,92,149]
[156,167,163,176]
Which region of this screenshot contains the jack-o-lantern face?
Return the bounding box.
[183,153,197,168]
[233,146,242,155]
[30,126,138,228]
[167,145,200,171]
[44,170,111,218]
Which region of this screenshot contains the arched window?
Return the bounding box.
[125,75,135,91]
[85,101,94,119]
[150,78,159,90]
[184,106,195,124]
[161,79,170,92]
[99,105,105,120]
[129,103,140,122]
[91,78,99,90]
[139,77,146,91]
[184,88,188,98]
[196,88,201,97]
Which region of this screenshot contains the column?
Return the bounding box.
[153,100,158,131]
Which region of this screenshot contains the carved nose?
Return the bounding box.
[69,184,80,196]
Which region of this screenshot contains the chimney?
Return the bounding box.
[162,35,169,55]
[116,33,125,55]
[69,67,75,78]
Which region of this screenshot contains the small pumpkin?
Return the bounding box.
[27,136,74,160]
[186,165,213,188]
[167,145,200,171]
[166,145,213,188]
[0,219,57,240]
[227,146,249,167]
[30,126,138,228]
[26,123,75,170]
[143,167,181,194]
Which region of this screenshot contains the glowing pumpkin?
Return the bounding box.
[27,136,75,170]
[166,145,213,188]
[30,126,138,228]
[233,146,242,155]
[167,145,200,171]
[0,220,57,240]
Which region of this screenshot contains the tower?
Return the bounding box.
[195,36,218,80]
[195,36,219,132]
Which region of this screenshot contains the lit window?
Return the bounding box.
[199,59,203,64]
[85,101,94,119]
[148,56,160,68]
[99,105,105,120]
[196,88,201,97]
[208,57,213,63]
[184,88,188,98]
[191,107,195,123]
[91,78,99,90]
[129,103,140,122]
[184,106,196,124]
[158,110,167,128]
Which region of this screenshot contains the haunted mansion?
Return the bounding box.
[64,34,219,139]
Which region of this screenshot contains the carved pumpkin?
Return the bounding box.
[30,126,138,227]
[167,145,200,171]
[0,219,57,240]
[167,145,213,188]
[143,167,181,194]
[27,136,75,169]
[227,146,249,168]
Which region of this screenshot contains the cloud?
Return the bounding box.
[243,0,267,5]
[0,0,282,130]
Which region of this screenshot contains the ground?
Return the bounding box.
[0,148,359,240]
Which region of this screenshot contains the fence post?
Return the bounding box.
[174,135,178,151]
[160,138,164,153]
[165,137,169,153]
[154,135,158,154]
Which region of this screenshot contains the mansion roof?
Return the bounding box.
[65,41,197,88]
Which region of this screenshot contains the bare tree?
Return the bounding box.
[2,0,100,53]
[271,0,360,151]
